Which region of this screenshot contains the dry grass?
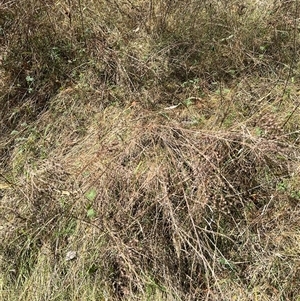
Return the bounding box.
[1,0,300,300]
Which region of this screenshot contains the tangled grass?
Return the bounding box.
[1,0,300,300]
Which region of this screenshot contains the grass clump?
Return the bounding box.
[1,0,300,300]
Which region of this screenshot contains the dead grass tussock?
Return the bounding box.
[1,92,300,300]
[1,108,300,300]
[33,107,298,298]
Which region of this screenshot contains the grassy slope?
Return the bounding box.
[1,1,300,300]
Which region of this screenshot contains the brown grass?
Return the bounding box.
[1,0,300,300]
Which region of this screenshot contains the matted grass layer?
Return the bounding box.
[1,92,300,300]
[1,0,300,300]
